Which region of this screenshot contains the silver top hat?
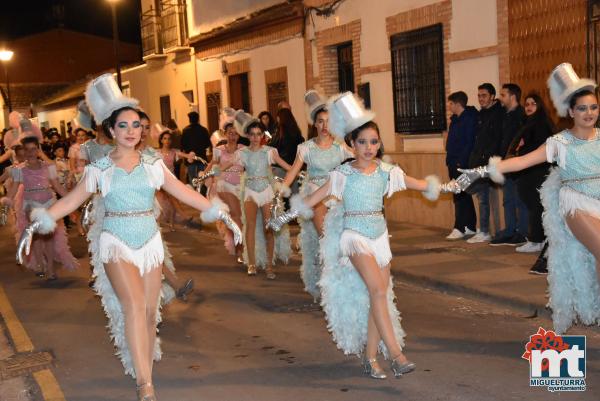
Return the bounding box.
[304,90,327,125]
[327,92,375,140]
[547,63,597,117]
[73,100,93,131]
[233,110,259,137]
[85,73,139,124]
[220,107,236,131]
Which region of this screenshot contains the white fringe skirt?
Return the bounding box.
[339,229,392,268]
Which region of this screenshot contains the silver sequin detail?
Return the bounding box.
[343,210,383,217]
[105,209,154,218]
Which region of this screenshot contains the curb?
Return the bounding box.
[391,267,551,319]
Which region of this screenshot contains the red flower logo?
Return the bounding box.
[522,327,570,372]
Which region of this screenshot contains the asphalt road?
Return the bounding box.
[0,224,598,401]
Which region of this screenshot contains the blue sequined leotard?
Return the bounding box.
[327,160,406,267]
[297,139,353,192]
[84,152,166,274]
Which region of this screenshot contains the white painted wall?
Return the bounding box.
[37,106,77,135]
[122,53,198,130]
[187,0,284,38]
[195,37,308,134]
[449,0,498,52]
[449,55,500,108]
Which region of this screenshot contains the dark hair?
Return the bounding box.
[448,91,468,108]
[275,108,302,141]
[568,89,597,109]
[188,111,199,124]
[86,131,95,140]
[257,111,276,133]
[12,144,23,153]
[74,127,87,137]
[246,121,265,134]
[349,120,383,159]
[21,136,40,147]
[524,92,555,129]
[167,118,178,130]
[502,83,522,103]
[138,110,149,121]
[158,131,171,148]
[478,83,496,96]
[101,106,141,140]
[91,117,97,131]
[53,144,66,154]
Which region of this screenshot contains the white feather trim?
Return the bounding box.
[30,208,57,234]
[339,230,393,268]
[422,175,441,201]
[545,136,567,168]
[385,165,407,197]
[200,197,229,223]
[276,182,291,197]
[88,194,163,378]
[98,231,164,275]
[290,194,313,219]
[487,156,505,184]
[559,186,600,221]
[326,93,348,141]
[244,186,275,207]
[540,168,600,334]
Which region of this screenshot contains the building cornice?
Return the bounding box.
[189,1,305,55]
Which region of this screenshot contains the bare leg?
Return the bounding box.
[244,200,258,267]
[365,265,391,359]
[31,237,44,274]
[261,203,275,271]
[220,192,243,257]
[312,202,328,237]
[104,261,161,389]
[566,211,600,283]
[162,265,180,289]
[143,267,162,375]
[350,254,407,363]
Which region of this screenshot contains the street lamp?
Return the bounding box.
[0,50,13,112]
[107,0,122,89]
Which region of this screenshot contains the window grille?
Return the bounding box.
[390,24,446,133]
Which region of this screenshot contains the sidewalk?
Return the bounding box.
[387,221,548,316]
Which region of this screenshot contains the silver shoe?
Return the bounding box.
[265,266,276,280]
[247,264,257,276]
[362,357,387,379]
[176,278,194,301]
[391,357,416,377]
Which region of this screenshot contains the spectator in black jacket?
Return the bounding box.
[181,111,211,185]
[269,108,304,195]
[467,83,504,244]
[445,91,478,240]
[508,93,554,272]
[490,83,529,246]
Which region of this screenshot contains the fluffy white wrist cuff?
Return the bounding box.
[30,208,57,234]
[200,197,230,223]
[422,175,441,201]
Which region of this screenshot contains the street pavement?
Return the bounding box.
[0,221,598,401]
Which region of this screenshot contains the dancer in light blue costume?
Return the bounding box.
[268,92,459,378]
[16,74,242,401]
[279,90,353,300]
[457,63,600,334]
[224,110,292,279]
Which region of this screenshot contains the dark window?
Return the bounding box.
[228,73,250,112]
[391,24,446,133]
[337,42,355,92]
[159,95,171,125]
[206,92,221,133]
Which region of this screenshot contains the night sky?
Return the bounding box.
[0,0,141,44]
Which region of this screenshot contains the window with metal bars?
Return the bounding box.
[391,24,446,133]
